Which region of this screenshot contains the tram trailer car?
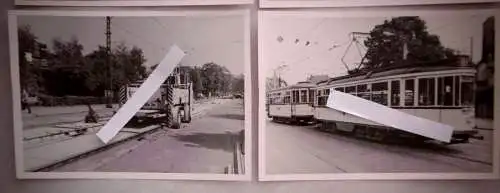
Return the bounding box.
[120,66,193,129]
[314,65,484,144]
[266,82,316,124]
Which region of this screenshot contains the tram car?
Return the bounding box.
[314,63,484,144]
[266,82,316,124]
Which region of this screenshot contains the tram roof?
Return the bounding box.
[317,63,475,86]
[268,81,316,92]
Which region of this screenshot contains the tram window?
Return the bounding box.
[356,84,371,100]
[357,84,368,92]
[391,81,400,106]
[418,78,435,106]
[438,76,454,106]
[309,90,315,104]
[284,95,291,104]
[455,76,460,106]
[324,89,330,95]
[318,96,327,106]
[292,90,299,104]
[461,78,474,106]
[372,82,388,105]
[335,87,344,92]
[345,86,356,94]
[300,90,308,103]
[404,79,415,106]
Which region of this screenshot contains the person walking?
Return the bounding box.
[21,89,32,114]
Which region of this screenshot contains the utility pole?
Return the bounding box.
[105,16,113,108]
[470,36,473,62]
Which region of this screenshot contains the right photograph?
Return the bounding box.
[259,9,498,180]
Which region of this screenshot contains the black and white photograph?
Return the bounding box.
[16,0,254,6]
[9,10,251,180]
[259,0,500,8]
[259,10,498,180]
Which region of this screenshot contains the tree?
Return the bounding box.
[189,66,204,98]
[85,45,109,94]
[362,16,456,70]
[231,74,244,94]
[200,62,232,97]
[43,37,90,96]
[18,25,46,94]
[112,43,147,92]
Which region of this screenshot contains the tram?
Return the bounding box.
[265,61,484,144]
[266,82,316,124]
[314,63,483,144]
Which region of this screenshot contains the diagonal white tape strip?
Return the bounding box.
[326,89,453,142]
[96,45,185,144]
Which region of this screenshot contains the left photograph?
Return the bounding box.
[8,10,251,180]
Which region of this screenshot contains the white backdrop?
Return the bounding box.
[1,1,500,192]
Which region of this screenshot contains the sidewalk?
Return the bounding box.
[23,104,118,118]
[22,104,118,130]
[23,98,226,171]
[24,125,159,171]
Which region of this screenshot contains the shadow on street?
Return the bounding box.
[209,113,245,121]
[171,131,242,153]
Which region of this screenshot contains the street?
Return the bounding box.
[266,119,493,174]
[51,99,245,173]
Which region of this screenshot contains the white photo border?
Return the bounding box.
[260,0,500,8]
[9,9,252,181]
[16,0,254,6]
[258,8,500,181]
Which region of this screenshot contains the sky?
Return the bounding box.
[261,13,492,85]
[18,15,245,75]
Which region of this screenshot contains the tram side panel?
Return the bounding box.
[292,104,315,122]
[269,104,292,119]
[269,104,315,122]
[315,106,478,144]
[401,108,475,132]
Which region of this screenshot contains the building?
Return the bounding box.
[475,16,495,119]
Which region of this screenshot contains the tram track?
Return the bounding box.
[31,125,164,172]
[305,123,493,169]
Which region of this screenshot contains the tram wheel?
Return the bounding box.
[353,125,366,138]
[372,128,388,142]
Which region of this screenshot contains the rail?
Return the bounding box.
[32,125,164,172]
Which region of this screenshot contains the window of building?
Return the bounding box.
[372,82,388,105]
[391,80,400,106]
[404,79,415,106]
[418,78,435,106]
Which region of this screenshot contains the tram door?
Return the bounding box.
[291,90,300,116]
